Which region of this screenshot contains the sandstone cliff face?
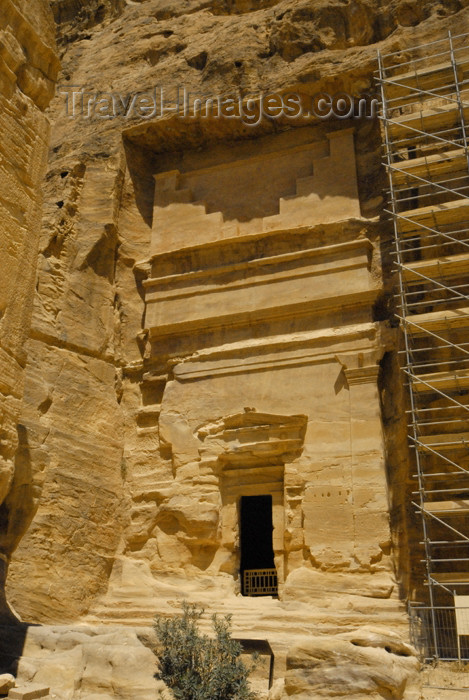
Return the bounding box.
[0,0,59,622]
[50,0,125,46]
[3,2,469,693]
[7,0,469,628]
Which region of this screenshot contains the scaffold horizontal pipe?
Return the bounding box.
[379,32,469,60]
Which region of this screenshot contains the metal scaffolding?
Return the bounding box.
[377,31,469,660]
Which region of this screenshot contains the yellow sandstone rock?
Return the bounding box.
[2,0,469,698]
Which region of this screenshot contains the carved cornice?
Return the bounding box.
[335,350,383,386]
[197,409,308,469]
[144,238,373,291]
[343,365,380,385]
[145,236,377,339]
[172,322,383,380]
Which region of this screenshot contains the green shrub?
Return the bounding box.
[153,601,257,700]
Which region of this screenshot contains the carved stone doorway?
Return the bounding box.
[240,495,277,596]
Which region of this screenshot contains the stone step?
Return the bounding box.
[136,426,159,437]
[92,604,280,623]
[136,403,161,418]
[142,372,168,384]
[8,686,50,700]
[89,601,404,635]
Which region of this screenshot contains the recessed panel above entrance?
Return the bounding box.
[150,127,360,257]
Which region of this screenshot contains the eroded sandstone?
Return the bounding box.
[3,0,469,698]
[0,0,59,622]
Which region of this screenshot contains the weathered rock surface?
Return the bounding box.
[0,672,15,694]
[0,0,59,622]
[50,0,125,47]
[6,335,127,622]
[0,623,172,700]
[5,0,469,634]
[283,628,420,699]
[2,0,469,698]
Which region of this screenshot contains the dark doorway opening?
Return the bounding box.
[240,495,277,596]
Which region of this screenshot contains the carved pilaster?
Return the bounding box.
[336,351,392,571]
